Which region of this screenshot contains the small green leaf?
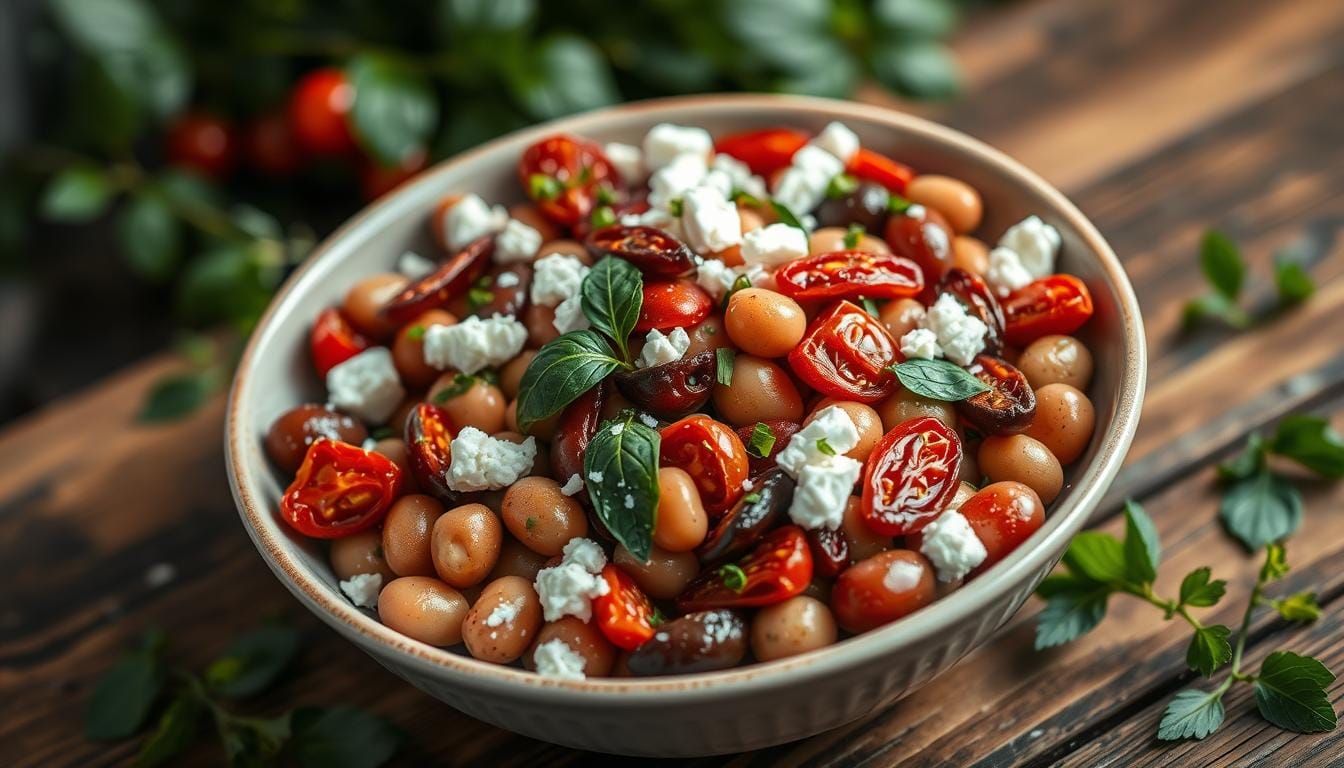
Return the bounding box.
[1253,651,1338,733]
[511,35,618,120]
[1217,433,1266,480]
[1272,592,1322,623]
[287,706,402,768]
[843,223,865,249]
[1273,254,1315,306]
[118,193,181,281]
[138,370,220,423]
[1186,624,1232,677]
[583,417,660,562]
[715,347,735,387]
[1200,230,1244,300]
[85,645,165,740]
[221,712,291,765]
[580,256,643,361]
[1261,542,1290,582]
[769,200,806,232]
[746,422,776,459]
[515,331,624,432]
[815,438,837,456]
[433,373,478,404]
[1061,531,1128,585]
[1178,568,1227,608]
[206,624,301,698]
[41,166,114,222]
[721,273,754,309]
[889,358,990,402]
[826,174,858,200]
[1182,293,1250,330]
[1268,414,1344,478]
[1158,687,1226,741]
[1034,580,1110,649]
[134,692,201,768]
[873,0,959,37]
[348,54,438,166]
[1220,468,1303,551]
[1121,500,1161,584]
[441,0,536,31]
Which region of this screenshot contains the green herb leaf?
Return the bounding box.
[826,173,858,199]
[205,624,301,698]
[816,437,837,456]
[433,373,478,403]
[1186,624,1232,677]
[138,370,220,423]
[1061,531,1128,585]
[580,256,643,361]
[1217,433,1266,480]
[873,0,959,38]
[590,205,616,229]
[1034,578,1110,649]
[869,39,960,99]
[528,173,560,201]
[721,273,753,309]
[715,347,735,386]
[1273,253,1315,306]
[221,712,292,765]
[1158,687,1226,741]
[889,359,990,402]
[843,223,865,249]
[118,193,181,281]
[1220,468,1303,550]
[347,54,437,167]
[1261,542,1290,582]
[1178,568,1227,608]
[287,706,403,768]
[583,417,660,561]
[406,325,426,341]
[511,34,618,120]
[769,200,806,232]
[85,640,165,740]
[134,692,201,768]
[41,165,114,222]
[515,331,624,432]
[668,197,684,217]
[746,422,776,459]
[1200,230,1244,300]
[888,193,912,214]
[467,287,494,310]
[1253,651,1338,733]
[1121,500,1161,584]
[1268,415,1344,478]
[1182,293,1250,330]
[1272,591,1322,623]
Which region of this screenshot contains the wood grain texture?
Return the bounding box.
[3,0,1343,765]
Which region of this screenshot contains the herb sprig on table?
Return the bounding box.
[86,623,401,767]
[1183,229,1317,329]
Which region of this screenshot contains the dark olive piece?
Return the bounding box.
[956,354,1037,436]
[696,467,795,564]
[813,181,891,232]
[625,610,748,676]
[806,526,849,578]
[612,350,715,419]
[265,404,368,473]
[585,224,696,278]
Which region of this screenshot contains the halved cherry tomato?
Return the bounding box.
[660,414,750,515]
[846,148,915,193]
[280,438,401,539]
[1002,275,1094,346]
[634,280,712,333]
[832,550,935,633]
[586,224,695,278]
[676,525,812,612]
[788,300,897,403]
[381,236,493,326]
[909,481,1044,578]
[404,403,457,503]
[861,416,962,536]
[592,565,658,651]
[550,383,606,498]
[775,250,924,301]
[712,128,809,177]
[957,354,1036,435]
[310,307,369,378]
[806,526,849,578]
[938,268,1006,353]
[884,205,954,291]
[735,419,800,477]
[518,134,619,228]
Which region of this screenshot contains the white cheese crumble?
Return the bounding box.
[604,141,646,184]
[484,597,523,628]
[530,253,590,308]
[985,246,1034,297]
[588,470,604,483]
[638,413,659,428]
[919,509,988,582]
[534,538,609,622]
[642,123,713,170]
[494,219,543,263]
[771,144,845,214]
[998,215,1061,279]
[397,250,436,280]
[610,422,625,436]
[637,327,691,368]
[443,193,508,250]
[776,406,861,476]
[552,295,590,334]
[620,207,684,241]
[325,347,405,424]
[899,327,940,360]
[775,406,863,530]
[495,271,521,289]
[809,121,860,163]
[648,153,708,210]
[695,258,767,301]
[560,474,584,496]
[533,638,587,680]
[710,153,768,199]
[338,573,383,608]
[444,427,537,492]
[422,315,528,374]
[741,223,809,268]
[920,293,988,366]
[681,186,742,255]
[882,559,924,593]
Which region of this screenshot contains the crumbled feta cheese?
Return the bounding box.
[552,295,590,334]
[899,328,940,360]
[534,538,610,621]
[588,470,604,483]
[533,638,587,680]
[339,573,382,608]
[620,207,684,241]
[604,141,646,184]
[494,219,543,263]
[610,422,625,436]
[530,253,590,308]
[882,559,924,593]
[642,123,713,170]
[772,144,845,215]
[789,456,862,530]
[985,246,1034,297]
[648,153,709,209]
[699,168,735,199]
[793,144,846,179]
[681,186,742,255]
[919,509,988,582]
[484,597,523,628]
[443,194,508,249]
[624,494,635,509]
[741,223,809,268]
[562,537,607,574]
[638,413,659,428]
[445,427,537,492]
[710,153,768,199]
[397,250,436,280]
[422,315,528,374]
[360,437,378,451]
[560,474,583,496]
[695,258,766,300]
[809,121,860,163]
[776,406,861,476]
[922,294,988,366]
[998,215,1061,279]
[495,271,521,289]
[326,347,405,424]
[637,327,691,368]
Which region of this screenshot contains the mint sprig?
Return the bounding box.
[1184,229,1318,330]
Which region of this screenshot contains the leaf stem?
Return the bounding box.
[1231,570,1266,676]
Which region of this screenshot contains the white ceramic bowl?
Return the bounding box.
[226,94,1145,756]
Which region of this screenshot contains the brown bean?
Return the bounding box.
[809,226,890,255]
[951,236,990,276]
[498,351,536,400]
[391,309,457,388]
[382,494,445,577]
[526,616,616,677]
[653,467,709,552]
[343,273,409,339]
[430,503,503,588]
[488,536,550,582]
[712,354,804,426]
[461,576,543,664]
[330,529,394,581]
[876,386,957,431]
[751,596,838,662]
[538,239,592,264]
[435,377,507,435]
[724,288,807,358]
[807,400,882,462]
[265,404,368,473]
[371,437,413,480]
[906,175,983,234]
[683,315,734,357]
[840,496,890,562]
[377,576,468,646]
[1024,383,1095,465]
[1017,335,1093,391]
[504,400,558,440]
[979,434,1064,503]
[523,303,560,348]
[876,297,926,342]
[613,544,699,600]
[508,203,563,243]
[738,207,766,234]
[501,476,588,556]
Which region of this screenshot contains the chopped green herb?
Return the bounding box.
[590,205,616,229]
[746,422,776,459]
[528,173,561,201]
[478,368,500,385]
[668,198,684,217]
[433,373,477,403]
[406,324,426,341]
[525,517,537,530]
[467,287,494,311]
[719,564,748,592]
[888,193,912,214]
[649,606,665,627]
[844,223,865,249]
[743,492,761,504]
[721,273,753,309]
[596,184,617,206]
[816,438,836,456]
[732,190,764,207]
[861,297,879,317]
[716,348,735,387]
[826,173,858,199]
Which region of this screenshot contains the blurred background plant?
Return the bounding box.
[0,0,973,422]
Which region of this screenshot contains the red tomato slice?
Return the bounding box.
[775,250,924,301]
[518,134,619,228]
[380,236,493,326]
[280,439,402,539]
[861,416,962,536]
[592,565,659,651]
[634,280,713,333]
[787,300,898,403]
[660,414,750,515]
[1002,274,1094,346]
[712,128,810,177]
[404,403,458,504]
[310,307,369,378]
[884,205,954,292]
[908,481,1044,578]
[676,525,813,612]
[846,148,915,193]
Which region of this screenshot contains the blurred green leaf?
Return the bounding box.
[287,707,402,768]
[441,0,535,31]
[1200,230,1244,300]
[870,39,960,98]
[206,624,301,699]
[49,0,155,53]
[512,35,618,120]
[177,242,277,326]
[134,693,202,768]
[873,0,959,38]
[117,193,181,281]
[85,640,165,740]
[347,54,438,167]
[777,55,858,98]
[41,166,114,223]
[139,370,220,422]
[722,0,837,74]
[71,59,142,150]
[1274,254,1315,306]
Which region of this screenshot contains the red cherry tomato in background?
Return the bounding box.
[280,438,401,539]
[241,111,301,176]
[310,307,369,378]
[381,236,493,325]
[359,148,428,201]
[677,525,813,612]
[788,300,897,403]
[404,403,458,504]
[165,112,236,179]
[909,481,1044,578]
[634,279,712,333]
[712,128,809,177]
[288,68,356,156]
[846,148,915,193]
[1002,275,1094,346]
[775,250,924,301]
[518,134,619,228]
[660,414,750,515]
[592,565,659,651]
[861,416,962,536]
[831,549,935,633]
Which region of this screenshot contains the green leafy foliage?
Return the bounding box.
[347,54,438,167]
[1033,578,1110,649]
[138,369,221,423]
[134,693,202,768]
[117,193,181,281]
[205,624,301,698]
[580,256,643,361]
[287,706,403,768]
[40,166,114,222]
[1219,464,1303,550]
[515,331,626,432]
[1199,230,1244,300]
[1268,415,1344,478]
[85,634,166,740]
[1122,500,1161,583]
[889,359,990,402]
[1274,255,1315,305]
[1178,568,1226,608]
[1253,652,1338,733]
[1271,592,1322,623]
[1184,229,1318,330]
[583,417,660,561]
[1158,688,1227,741]
[1186,625,1232,677]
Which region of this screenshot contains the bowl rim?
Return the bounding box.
[226,92,1146,703]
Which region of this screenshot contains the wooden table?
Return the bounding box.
[6,0,1344,764]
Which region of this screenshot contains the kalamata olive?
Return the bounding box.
[613,350,714,419]
[381,236,493,325]
[696,467,794,564]
[549,383,606,500]
[938,268,1006,354]
[813,181,891,232]
[635,280,713,333]
[883,205,953,289]
[806,527,849,578]
[265,404,369,473]
[956,354,1036,435]
[585,224,695,277]
[736,420,801,476]
[472,263,532,319]
[625,609,747,676]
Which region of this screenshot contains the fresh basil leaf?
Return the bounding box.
[118,192,181,282]
[746,422,776,459]
[287,706,402,768]
[1253,651,1338,733]
[1121,500,1161,584]
[1200,230,1244,300]
[1061,531,1129,585]
[515,331,624,432]
[581,256,643,361]
[206,624,301,698]
[1186,624,1232,677]
[1178,568,1227,608]
[134,692,202,768]
[583,417,660,562]
[890,359,990,402]
[715,347,735,387]
[138,370,221,423]
[1273,253,1314,306]
[1272,591,1322,623]
[1182,293,1250,330]
[1217,433,1265,480]
[1158,687,1226,741]
[1034,580,1110,649]
[1268,415,1344,478]
[869,39,960,99]
[1220,468,1303,551]
[769,200,806,232]
[1261,542,1290,582]
[721,273,753,309]
[347,54,437,167]
[85,644,165,740]
[41,166,114,222]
